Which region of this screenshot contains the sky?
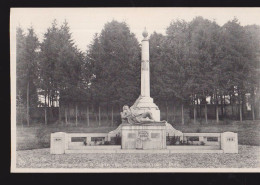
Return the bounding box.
[11,8,260,52]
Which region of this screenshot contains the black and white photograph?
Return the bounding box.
[10,8,260,172]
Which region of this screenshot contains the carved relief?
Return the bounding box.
[141,60,149,71]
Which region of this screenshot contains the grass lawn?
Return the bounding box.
[16,120,260,150]
[16,145,260,168]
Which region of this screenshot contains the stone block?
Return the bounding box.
[121,124,166,150]
[50,132,68,154]
[221,132,238,153]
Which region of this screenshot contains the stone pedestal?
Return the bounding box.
[50,132,68,154]
[121,123,166,150]
[221,132,238,153]
[130,95,160,121]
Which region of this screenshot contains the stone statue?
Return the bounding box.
[120,105,155,124]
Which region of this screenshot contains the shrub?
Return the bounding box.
[104,141,110,145]
[35,127,51,148]
[170,136,180,145]
[200,141,205,145]
[115,134,121,145]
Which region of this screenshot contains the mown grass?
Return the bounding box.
[16,120,260,150]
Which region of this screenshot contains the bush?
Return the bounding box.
[104,141,110,145]
[115,134,121,145]
[200,141,205,145]
[170,136,180,145]
[36,127,50,148]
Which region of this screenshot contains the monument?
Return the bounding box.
[129,28,161,121]
[119,28,173,149]
[107,28,183,149]
[50,28,238,154]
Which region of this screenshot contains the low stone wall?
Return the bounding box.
[50,131,238,154]
[183,133,221,146]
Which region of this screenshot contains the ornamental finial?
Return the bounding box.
[142,27,148,38]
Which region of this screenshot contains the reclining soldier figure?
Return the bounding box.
[120,105,155,124]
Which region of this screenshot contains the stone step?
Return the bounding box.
[167,145,220,150]
[65,149,224,154]
[68,145,121,150]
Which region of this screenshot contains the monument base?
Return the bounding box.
[121,123,166,150]
[130,95,160,121]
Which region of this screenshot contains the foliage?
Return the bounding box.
[16,17,260,125]
[87,20,141,107]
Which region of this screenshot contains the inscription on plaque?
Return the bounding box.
[138,131,149,141]
[227,137,234,142]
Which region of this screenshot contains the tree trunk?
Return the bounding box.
[205,103,208,124]
[193,105,196,124]
[98,105,101,127]
[44,91,47,125]
[199,102,202,119]
[26,82,30,126]
[223,95,226,117]
[196,98,199,119]
[216,91,219,123]
[166,101,168,121]
[181,103,184,125]
[220,94,224,117]
[87,105,90,127]
[242,93,245,120]
[252,105,255,121]
[59,106,61,125]
[216,104,219,124]
[173,103,175,122]
[251,89,255,121]
[239,93,243,122]
[231,94,234,119]
[239,103,243,122]
[65,106,68,124]
[75,104,78,127]
[111,105,114,127]
[68,104,70,122]
[106,103,109,124]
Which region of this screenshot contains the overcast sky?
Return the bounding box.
[11,8,260,52]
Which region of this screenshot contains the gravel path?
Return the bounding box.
[16,145,260,168]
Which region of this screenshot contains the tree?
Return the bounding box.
[17,26,40,126]
[16,26,26,104]
[164,20,191,124]
[244,25,260,120]
[220,18,253,122]
[39,20,85,125]
[39,20,60,124]
[87,20,141,126]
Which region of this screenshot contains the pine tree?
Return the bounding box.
[17,26,40,126]
[87,20,141,126]
[164,20,191,124]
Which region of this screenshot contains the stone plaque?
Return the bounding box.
[128,133,136,138]
[138,131,149,141]
[151,133,160,139]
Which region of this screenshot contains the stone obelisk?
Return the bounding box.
[130,28,160,121]
[141,28,150,97]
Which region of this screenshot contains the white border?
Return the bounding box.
[10,7,260,173]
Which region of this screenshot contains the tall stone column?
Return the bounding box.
[141,28,150,97]
[130,28,160,121]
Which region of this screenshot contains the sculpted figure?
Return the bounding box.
[120,105,155,124]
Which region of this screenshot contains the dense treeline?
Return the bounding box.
[16,17,260,126]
